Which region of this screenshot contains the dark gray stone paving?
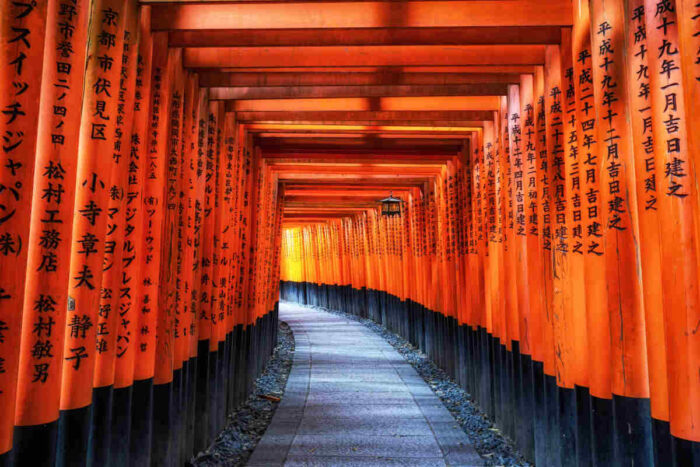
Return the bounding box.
[247,302,483,467]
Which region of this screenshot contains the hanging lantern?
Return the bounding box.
[379,192,403,217]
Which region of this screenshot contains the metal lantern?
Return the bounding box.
[379,192,403,217]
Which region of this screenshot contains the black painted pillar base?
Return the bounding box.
[57,404,92,467]
[151,381,174,466]
[532,360,547,466]
[110,385,132,467]
[194,339,210,454]
[652,418,672,466]
[672,435,700,466]
[543,374,561,467]
[574,385,591,467]
[12,419,59,467]
[207,346,219,444]
[590,395,614,467]
[185,355,198,460]
[88,385,113,466]
[129,378,154,467]
[612,394,653,466]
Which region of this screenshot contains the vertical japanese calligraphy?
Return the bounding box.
[0,0,49,457]
[644,0,700,457]
[590,0,652,463]
[12,0,89,462]
[58,0,128,463]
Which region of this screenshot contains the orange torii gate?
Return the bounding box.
[0,0,698,465]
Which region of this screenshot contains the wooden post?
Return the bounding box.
[11,0,85,463]
[57,1,128,464]
[643,0,700,460]
[589,1,652,463]
[89,1,140,464]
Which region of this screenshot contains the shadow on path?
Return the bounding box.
[247,302,483,467]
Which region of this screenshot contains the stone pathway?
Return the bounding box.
[247,302,482,466]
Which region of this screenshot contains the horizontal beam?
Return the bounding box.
[183,45,546,68]
[151,2,572,30]
[267,158,458,165]
[283,206,377,211]
[169,26,561,47]
[271,165,443,174]
[209,84,507,100]
[284,201,381,208]
[267,148,461,156]
[232,96,500,112]
[257,138,464,151]
[247,119,484,127]
[198,71,522,87]
[284,190,410,198]
[235,110,494,122]
[250,124,479,133]
[255,133,469,141]
[283,182,423,190]
[280,178,430,186]
[199,65,539,73]
[283,216,373,223]
[262,152,458,162]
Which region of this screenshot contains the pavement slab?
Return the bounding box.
[247,302,483,467]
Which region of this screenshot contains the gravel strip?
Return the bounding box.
[190,321,295,467]
[307,303,529,467]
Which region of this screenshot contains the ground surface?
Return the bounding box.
[319,305,528,467]
[247,302,483,467]
[190,320,295,466]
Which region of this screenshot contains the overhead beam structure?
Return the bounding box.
[10,2,697,467]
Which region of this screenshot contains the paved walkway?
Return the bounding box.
[247,302,482,466]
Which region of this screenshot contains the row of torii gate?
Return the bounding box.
[0,0,699,466]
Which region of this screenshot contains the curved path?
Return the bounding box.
[247,302,482,467]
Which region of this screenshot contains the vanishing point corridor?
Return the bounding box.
[0,0,699,465]
[248,302,481,466]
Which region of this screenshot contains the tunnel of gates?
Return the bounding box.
[277,7,700,462]
[0,2,284,465]
[0,0,699,466]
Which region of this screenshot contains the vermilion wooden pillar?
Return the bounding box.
[590,1,652,464]
[211,111,235,434]
[198,99,222,446]
[120,8,153,465]
[518,73,536,461]
[507,82,530,450]
[10,0,84,464]
[129,31,171,466]
[543,43,566,467]
[151,47,184,467]
[228,121,246,365]
[532,64,551,467]
[222,112,238,419]
[111,7,152,465]
[625,2,671,464]
[57,1,128,464]
[677,13,700,461]
[483,121,501,422]
[483,120,499,349]
[177,72,201,463]
[192,88,211,454]
[678,0,700,459]
[560,27,586,465]
[644,0,700,461]
[505,85,522,359]
[89,2,140,464]
[210,101,227,437]
[572,3,614,464]
[0,0,48,460]
[495,97,511,434]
